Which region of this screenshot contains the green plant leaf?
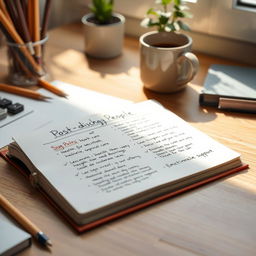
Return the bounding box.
[182,11,193,18]
[161,0,172,5]
[141,0,193,32]
[175,11,186,18]
[90,0,114,24]
[159,15,169,25]
[147,8,159,16]
[174,0,181,5]
[166,23,176,31]
[177,20,191,31]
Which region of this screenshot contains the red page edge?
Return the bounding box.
[0,148,249,233]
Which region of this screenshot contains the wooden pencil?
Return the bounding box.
[32,0,41,62]
[3,0,19,29]
[0,194,52,247]
[0,0,14,25]
[0,9,43,76]
[27,0,33,37]
[38,79,68,98]
[41,0,52,39]
[0,83,51,101]
[14,0,34,55]
[20,0,28,19]
[0,23,34,77]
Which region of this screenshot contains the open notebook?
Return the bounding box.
[2,100,247,231]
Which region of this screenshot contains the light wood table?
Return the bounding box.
[0,23,255,256]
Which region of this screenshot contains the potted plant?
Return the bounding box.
[139,0,199,93]
[81,0,125,59]
[141,0,192,33]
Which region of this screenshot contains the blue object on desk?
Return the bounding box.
[199,64,256,113]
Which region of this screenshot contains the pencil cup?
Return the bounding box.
[6,36,48,86]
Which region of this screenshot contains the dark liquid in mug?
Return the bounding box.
[152,43,182,48]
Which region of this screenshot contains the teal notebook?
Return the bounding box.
[199,64,256,112]
[0,210,31,256]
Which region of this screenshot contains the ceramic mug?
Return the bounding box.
[140,31,199,93]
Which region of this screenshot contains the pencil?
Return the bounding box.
[38,79,68,97]
[41,0,52,40]
[0,194,52,247]
[0,83,52,101]
[13,0,34,55]
[0,23,34,78]
[3,0,20,32]
[27,0,33,37]
[0,9,43,76]
[0,0,13,25]
[32,0,41,62]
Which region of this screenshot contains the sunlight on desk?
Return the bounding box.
[0,22,255,256]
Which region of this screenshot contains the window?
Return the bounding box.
[234,0,256,12]
[110,0,256,43]
[237,0,256,7]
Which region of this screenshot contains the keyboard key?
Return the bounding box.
[0,98,12,108]
[0,108,7,120]
[7,103,24,114]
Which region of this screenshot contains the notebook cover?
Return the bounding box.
[0,148,249,233]
[200,64,256,107]
[0,211,31,256]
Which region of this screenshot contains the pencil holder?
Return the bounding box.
[6,36,48,86]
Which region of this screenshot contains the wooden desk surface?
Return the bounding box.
[0,23,255,256]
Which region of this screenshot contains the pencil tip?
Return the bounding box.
[40,96,52,101]
[46,239,52,247]
[36,232,52,247]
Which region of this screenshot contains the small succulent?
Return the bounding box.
[89,0,114,24]
[141,0,192,32]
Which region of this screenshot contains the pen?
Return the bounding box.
[0,83,52,101]
[0,194,52,247]
[218,97,256,114]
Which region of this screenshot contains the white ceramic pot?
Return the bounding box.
[81,13,125,59]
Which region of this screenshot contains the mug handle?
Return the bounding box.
[176,52,199,86]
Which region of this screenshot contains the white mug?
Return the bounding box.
[140,31,199,93]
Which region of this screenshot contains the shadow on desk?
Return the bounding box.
[143,85,218,123]
[86,53,139,78]
[143,84,256,122]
